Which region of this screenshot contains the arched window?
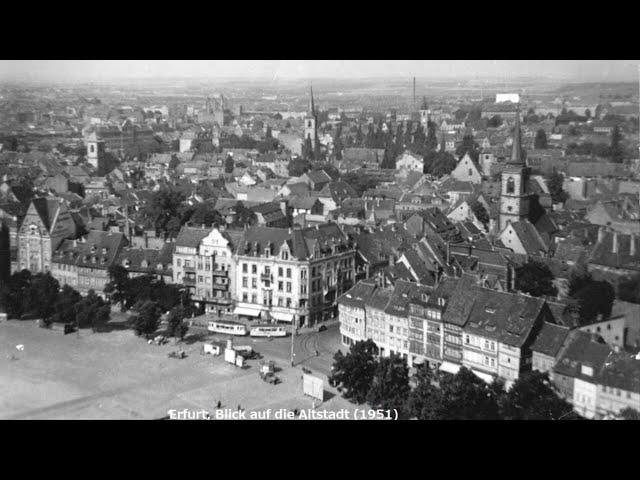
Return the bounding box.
[506,177,515,194]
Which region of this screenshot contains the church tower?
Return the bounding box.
[304,86,317,143]
[419,97,429,127]
[86,131,105,170]
[499,105,530,231]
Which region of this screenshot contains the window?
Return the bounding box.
[242,277,248,288]
[242,263,248,273]
[506,177,515,194]
[468,168,473,176]
[252,278,257,289]
[198,276,203,283]
[278,281,284,291]
[607,324,611,330]
[251,294,257,304]
[286,298,292,308]
[242,293,248,302]
[277,298,283,307]
[264,266,270,275]
[251,264,257,274]
[282,250,289,260]
[177,259,182,267]
[286,268,291,278]
[465,335,470,344]
[286,282,292,293]
[389,325,394,333]
[278,267,283,277]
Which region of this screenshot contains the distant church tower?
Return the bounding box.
[499,105,531,231]
[86,131,105,170]
[304,86,317,143]
[419,97,430,126]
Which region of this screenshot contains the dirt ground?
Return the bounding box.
[0,320,373,420]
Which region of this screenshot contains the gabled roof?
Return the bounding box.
[530,321,571,357]
[553,330,613,382]
[175,226,212,249]
[31,197,62,231]
[508,220,549,255]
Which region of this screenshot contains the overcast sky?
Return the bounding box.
[1,60,638,83]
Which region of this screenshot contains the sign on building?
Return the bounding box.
[495,93,520,104]
[302,373,324,402]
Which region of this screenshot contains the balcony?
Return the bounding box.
[183,265,196,273]
[183,277,196,286]
[212,269,228,277]
[211,283,228,291]
[261,273,273,282]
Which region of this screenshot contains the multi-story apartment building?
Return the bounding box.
[461,287,552,387]
[18,197,77,274]
[234,223,356,327]
[173,225,240,315]
[339,280,378,347]
[51,230,128,295]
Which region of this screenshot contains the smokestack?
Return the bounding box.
[631,234,636,256]
[612,231,618,254]
[413,77,416,110]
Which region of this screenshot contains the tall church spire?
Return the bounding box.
[510,104,523,164]
[309,85,315,116]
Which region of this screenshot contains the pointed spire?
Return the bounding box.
[309,85,315,116]
[510,104,523,164]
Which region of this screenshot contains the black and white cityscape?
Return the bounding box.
[0,60,638,420]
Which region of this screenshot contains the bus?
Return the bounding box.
[208,320,248,336]
[250,325,288,338]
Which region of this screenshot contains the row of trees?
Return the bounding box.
[0,271,111,331]
[140,185,256,237]
[329,340,578,420]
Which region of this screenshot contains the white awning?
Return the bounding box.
[471,369,495,384]
[233,307,261,317]
[271,312,294,322]
[439,361,461,375]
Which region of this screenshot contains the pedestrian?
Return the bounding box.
[293,408,299,416]
[315,349,319,357]
[237,404,241,411]
[217,400,222,409]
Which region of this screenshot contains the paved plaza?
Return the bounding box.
[0,320,370,420]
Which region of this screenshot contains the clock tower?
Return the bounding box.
[499,106,531,231]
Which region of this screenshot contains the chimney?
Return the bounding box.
[597,226,605,243]
[612,231,618,254]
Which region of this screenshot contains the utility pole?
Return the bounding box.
[290,319,296,367]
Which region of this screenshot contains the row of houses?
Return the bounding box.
[338,275,640,418]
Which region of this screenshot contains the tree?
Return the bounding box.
[232,202,257,228]
[224,155,234,174]
[500,371,573,420]
[515,260,558,297]
[75,290,110,330]
[265,126,272,139]
[569,266,615,324]
[409,367,502,420]
[455,134,479,162]
[366,354,410,418]
[329,339,379,404]
[406,364,443,420]
[610,125,624,163]
[487,115,503,128]
[546,171,569,204]
[169,154,180,170]
[617,274,640,304]
[534,129,548,149]
[50,285,82,324]
[188,201,223,227]
[104,264,129,307]
[23,273,60,320]
[429,152,457,177]
[618,407,640,420]
[584,108,591,119]
[287,157,311,177]
[339,172,380,197]
[166,305,186,338]
[425,121,438,151]
[131,300,162,336]
[470,200,490,228]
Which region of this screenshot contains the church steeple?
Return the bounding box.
[509,104,523,165]
[309,85,315,117]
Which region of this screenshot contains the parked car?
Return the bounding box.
[317,325,327,332]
